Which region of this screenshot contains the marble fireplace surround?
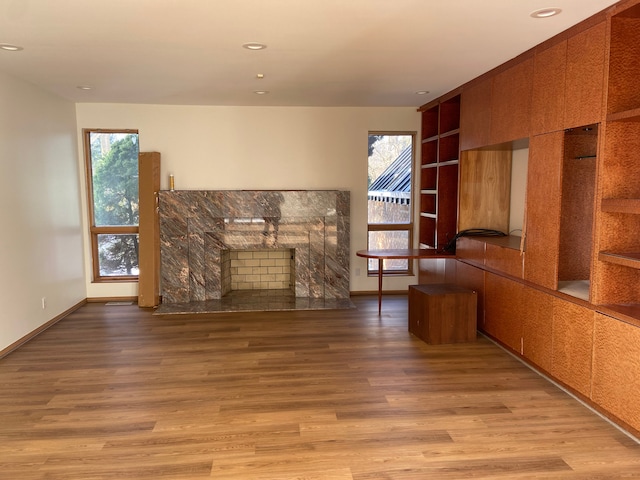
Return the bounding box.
[157,190,350,311]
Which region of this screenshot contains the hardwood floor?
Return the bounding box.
[1,296,638,479]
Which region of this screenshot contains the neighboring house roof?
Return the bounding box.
[368,145,412,205]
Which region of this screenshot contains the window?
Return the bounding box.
[367,132,415,275]
[83,129,140,281]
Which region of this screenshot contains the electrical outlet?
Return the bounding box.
[41,297,46,309]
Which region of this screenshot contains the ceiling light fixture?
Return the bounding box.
[0,43,23,51]
[77,85,93,90]
[242,42,267,50]
[256,73,265,79]
[530,8,562,18]
[415,91,430,95]
[254,90,269,95]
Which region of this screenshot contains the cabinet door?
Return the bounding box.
[455,260,485,327]
[460,78,492,151]
[592,313,640,432]
[524,132,563,289]
[522,288,553,372]
[564,21,606,128]
[484,272,523,352]
[530,41,567,136]
[490,58,534,145]
[552,299,594,398]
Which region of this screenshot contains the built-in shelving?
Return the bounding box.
[418,94,461,249]
[591,1,640,310]
[598,251,640,269]
[601,198,640,213]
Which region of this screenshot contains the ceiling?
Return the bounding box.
[0,0,620,107]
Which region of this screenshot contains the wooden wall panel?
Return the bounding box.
[490,58,534,145]
[484,272,523,352]
[138,152,161,308]
[455,237,484,267]
[606,8,640,114]
[458,148,511,233]
[460,78,492,151]
[530,41,567,136]
[455,261,485,329]
[552,299,594,398]
[565,21,607,128]
[485,243,523,279]
[524,132,563,289]
[592,313,640,429]
[522,288,553,373]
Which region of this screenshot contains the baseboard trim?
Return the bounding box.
[0,299,87,360]
[86,296,139,303]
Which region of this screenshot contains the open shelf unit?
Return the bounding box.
[418,94,461,249]
[591,1,640,315]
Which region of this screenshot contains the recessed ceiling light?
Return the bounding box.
[77,85,93,90]
[530,8,562,18]
[0,43,23,51]
[256,73,265,79]
[254,90,269,95]
[415,91,430,95]
[243,42,267,50]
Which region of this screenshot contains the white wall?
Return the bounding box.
[510,147,529,235]
[75,104,421,296]
[0,72,85,351]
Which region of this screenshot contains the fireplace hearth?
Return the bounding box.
[154,190,351,314]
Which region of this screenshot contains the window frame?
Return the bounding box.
[367,131,417,276]
[83,128,140,283]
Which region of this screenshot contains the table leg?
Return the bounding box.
[378,258,383,314]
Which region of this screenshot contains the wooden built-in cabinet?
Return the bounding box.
[564,22,607,128]
[530,41,567,136]
[592,1,640,315]
[418,0,640,437]
[418,94,460,249]
[490,58,533,145]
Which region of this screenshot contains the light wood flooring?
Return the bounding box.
[1,296,639,479]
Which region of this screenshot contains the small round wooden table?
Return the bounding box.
[356,249,453,314]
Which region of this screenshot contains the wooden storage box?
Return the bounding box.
[408,284,477,344]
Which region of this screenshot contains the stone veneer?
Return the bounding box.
[158,190,350,304]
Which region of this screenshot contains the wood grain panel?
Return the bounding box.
[455,260,486,328]
[490,58,534,145]
[524,132,563,289]
[565,21,606,128]
[138,152,161,308]
[552,299,595,398]
[530,41,567,136]
[592,312,640,430]
[599,120,640,199]
[459,148,511,233]
[522,288,553,373]
[455,237,485,267]
[485,243,523,279]
[484,272,523,352]
[607,6,640,114]
[460,78,492,151]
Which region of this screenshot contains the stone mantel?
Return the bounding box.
[159,190,350,304]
